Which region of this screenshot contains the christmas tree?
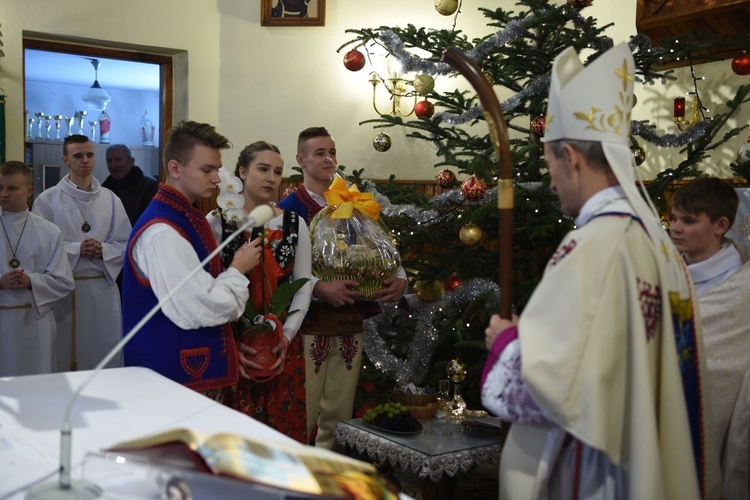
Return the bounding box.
[335,0,750,410]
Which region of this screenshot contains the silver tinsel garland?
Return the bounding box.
[631,120,711,147]
[364,181,546,226]
[363,278,501,385]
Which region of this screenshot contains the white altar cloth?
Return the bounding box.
[0,367,297,498]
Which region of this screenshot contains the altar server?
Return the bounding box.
[0,161,74,376]
[32,135,131,371]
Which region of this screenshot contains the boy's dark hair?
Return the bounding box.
[297,126,330,154]
[163,121,231,168]
[0,161,33,184]
[63,134,91,156]
[671,177,739,226]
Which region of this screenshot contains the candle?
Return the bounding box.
[674,97,686,119]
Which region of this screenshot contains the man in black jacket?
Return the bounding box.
[103,144,158,226]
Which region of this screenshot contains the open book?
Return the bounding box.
[107,428,377,497]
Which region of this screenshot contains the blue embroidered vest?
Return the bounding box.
[122,184,238,391]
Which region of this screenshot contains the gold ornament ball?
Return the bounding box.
[413,279,445,302]
[373,132,392,152]
[631,144,646,166]
[413,74,435,95]
[447,358,467,383]
[435,0,459,16]
[459,222,483,246]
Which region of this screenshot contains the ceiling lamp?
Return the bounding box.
[81,58,111,112]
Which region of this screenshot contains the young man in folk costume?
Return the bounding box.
[207,140,312,443]
[0,161,74,376]
[481,43,721,499]
[32,134,131,372]
[122,121,261,395]
[670,177,750,497]
[278,127,407,448]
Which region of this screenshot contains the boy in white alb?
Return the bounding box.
[671,177,750,497]
[0,161,74,376]
[32,134,131,371]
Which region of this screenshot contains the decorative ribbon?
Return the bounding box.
[324,176,381,221]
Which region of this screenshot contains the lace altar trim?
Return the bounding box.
[334,422,501,482]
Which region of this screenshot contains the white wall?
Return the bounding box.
[1,1,747,180]
[0,0,222,164]
[214,0,749,180]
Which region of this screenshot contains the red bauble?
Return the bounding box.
[731,52,750,76]
[568,0,592,8]
[461,176,487,202]
[343,49,366,72]
[415,99,435,119]
[436,169,457,188]
[530,115,546,137]
[445,275,463,291]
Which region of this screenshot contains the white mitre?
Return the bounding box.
[543,42,686,294]
[543,42,635,184]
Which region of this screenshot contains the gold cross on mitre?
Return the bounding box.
[615,59,632,92]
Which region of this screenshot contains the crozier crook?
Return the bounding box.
[443,47,513,319]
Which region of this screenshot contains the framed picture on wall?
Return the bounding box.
[261,0,325,26]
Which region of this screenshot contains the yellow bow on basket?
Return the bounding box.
[324,177,381,221]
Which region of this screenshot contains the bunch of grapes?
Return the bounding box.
[364,402,421,432]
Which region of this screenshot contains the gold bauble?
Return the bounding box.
[372,132,392,152]
[413,279,445,302]
[435,0,459,16]
[631,144,646,166]
[413,74,435,95]
[459,222,482,246]
[447,358,467,383]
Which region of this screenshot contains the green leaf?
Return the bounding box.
[268,278,310,321]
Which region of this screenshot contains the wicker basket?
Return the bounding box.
[389,391,438,407]
[404,402,438,421]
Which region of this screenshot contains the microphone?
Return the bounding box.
[25,204,275,499]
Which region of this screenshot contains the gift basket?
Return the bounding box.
[310,178,400,300]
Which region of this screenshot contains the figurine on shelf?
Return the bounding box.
[140,110,155,146]
[35,112,44,139]
[98,110,111,144]
[64,116,75,137]
[75,110,87,135]
[89,120,98,142]
[44,115,52,140]
[53,115,63,141]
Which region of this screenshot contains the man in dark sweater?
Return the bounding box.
[103,144,158,226]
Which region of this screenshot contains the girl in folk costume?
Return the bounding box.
[207,141,312,443]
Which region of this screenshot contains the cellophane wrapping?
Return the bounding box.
[310,206,400,300]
